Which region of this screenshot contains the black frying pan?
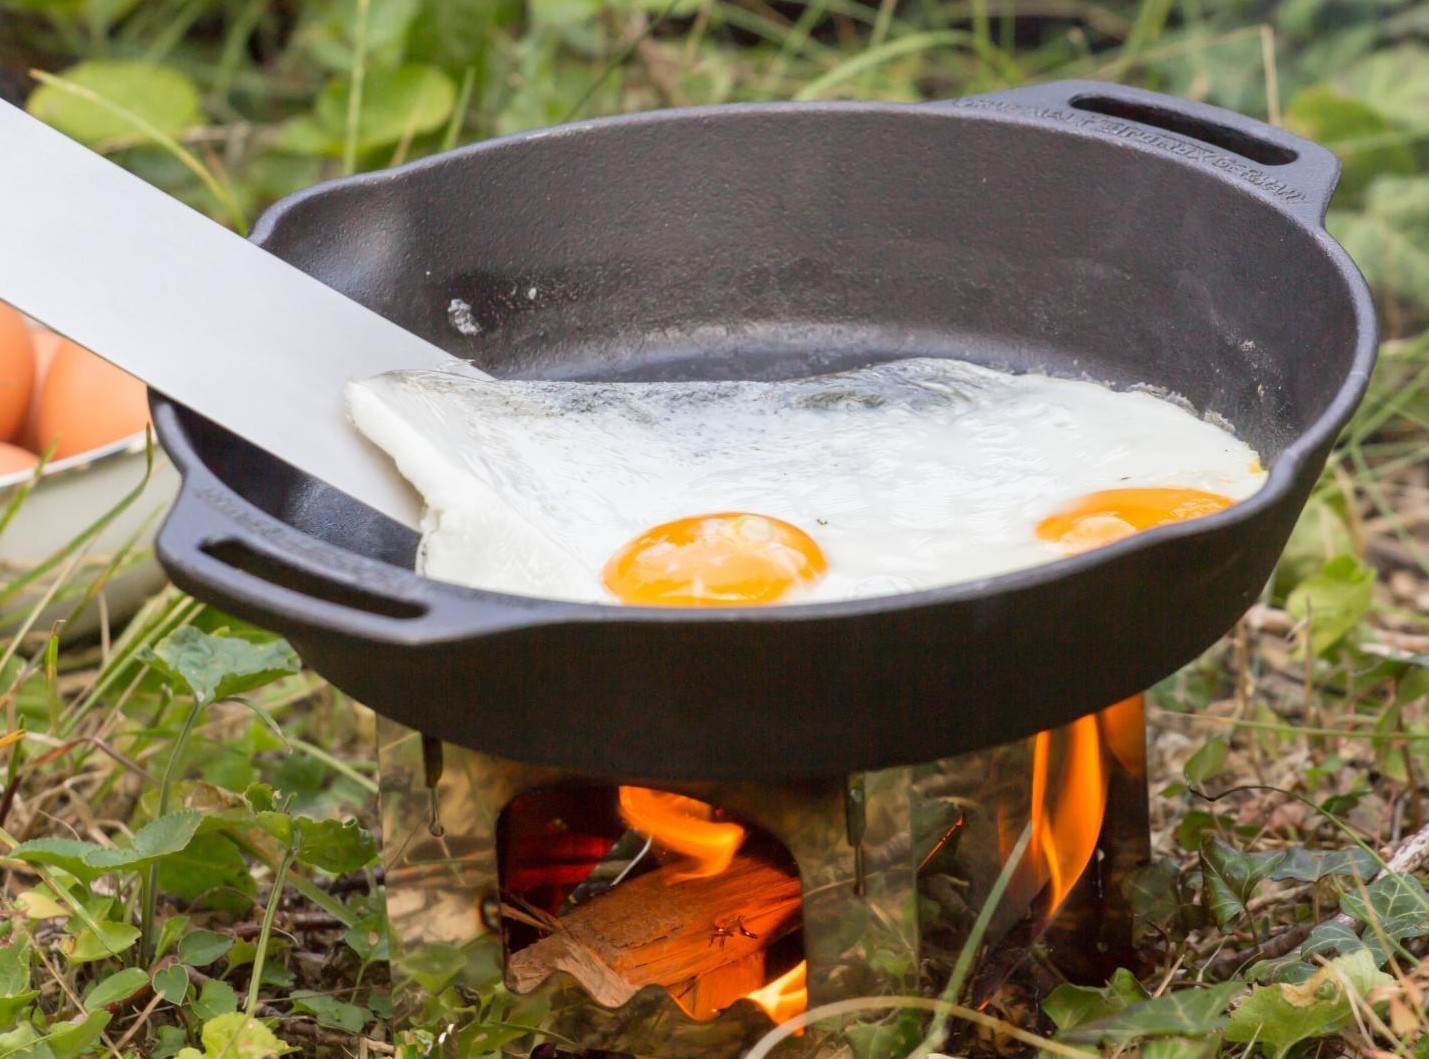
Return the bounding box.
[152,81,1377,781]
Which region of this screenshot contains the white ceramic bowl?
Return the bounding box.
[0,428,179,639]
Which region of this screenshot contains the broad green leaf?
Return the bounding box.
[46,1010,113,1059]
[1270,846,1378,883]
[1226,949,1391,1057]
[158,832,257,913]
[14,887,66,919]
[344,910,389,963]
[0,937,30,994]
[9,812,201,884]
[293,817,379,874]
[0,937,36,1025]
[257,810,295,847]
[180,930,235,967]
[1283,84,1416,201]
[311,65,457,154]
[1339,45,1429,129]
[196,1012,293,1058]
[1199,837,1285,926]
[66,920,139,962]
[1143,1035,1222,1059]
[1058,982,1241,1045]
[1329,175,1429,309]
[1340,872,1429,946]
[89,810,203,870]
[146,628,300,704]
[28,61,201,149]
[1045,968,1148,1031]
[192,977,238,1022]
[294,0,424,71]
[290,989,371,1033]
[1184,739,1227,784]
[7,837,105,883]
[155,914,191,961]
[1285,554,1375,655]
[1275,495,1356,596]
[153,964,190,1004]
[85,966,149,1008]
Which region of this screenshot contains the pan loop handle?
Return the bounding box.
[940,80,1341,225]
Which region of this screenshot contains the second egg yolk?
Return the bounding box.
[603,512,828,606]
[1037,487,1234,555]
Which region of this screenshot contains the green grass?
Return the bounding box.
[2,0,1429,1056]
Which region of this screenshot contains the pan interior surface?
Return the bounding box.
[201,105,1358,571]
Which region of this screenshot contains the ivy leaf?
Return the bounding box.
[1058,982,1241,1045]
[1340,872,1429,948]
[1302,919,1369,961]
[145,628,300,705]
[1285,555,1375,655]
[85,967,150,1008]
[290,989,371,1033]
[66,921,140,962]
[1045,968,1148,1031]
[1270,846,1379,883]
[179,930,235,967]
[153,964,191,1005]
[1226,949,1391,1058]
[1199,837,1286,926]
[27,61,200,149]
[192,1012,293,1058]
[293,817,378,874]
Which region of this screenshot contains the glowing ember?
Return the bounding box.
[744,961,807,1024]
[617,786,746,881]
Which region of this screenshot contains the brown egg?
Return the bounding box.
[21,331,66,452]
[0,303,35,443]
[0,441,39,477]
[32,339,150,460]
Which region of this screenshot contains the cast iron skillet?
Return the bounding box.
[152,81,1377,781]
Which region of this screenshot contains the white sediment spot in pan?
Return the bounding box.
[346,357,1267,605]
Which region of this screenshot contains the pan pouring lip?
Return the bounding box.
[150,82,1377,779]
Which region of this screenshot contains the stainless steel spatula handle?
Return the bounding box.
[0,100,470,529]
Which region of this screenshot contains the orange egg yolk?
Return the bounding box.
[1036,487,1235,555]
[603,512,828,606]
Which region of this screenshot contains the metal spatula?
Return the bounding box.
[0,100,478,530]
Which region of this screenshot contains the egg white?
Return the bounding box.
[346,358,1266,605]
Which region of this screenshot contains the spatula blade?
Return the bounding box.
[0,100,474,529]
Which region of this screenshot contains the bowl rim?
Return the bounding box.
[0,428,154,492]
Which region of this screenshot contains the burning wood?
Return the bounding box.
[506,853,801,1009]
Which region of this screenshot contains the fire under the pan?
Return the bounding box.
[375,697,1148,1058]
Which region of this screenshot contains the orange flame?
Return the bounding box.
[1027,713,1106,912]
[745,961,807,1025]
[617,786,746,881]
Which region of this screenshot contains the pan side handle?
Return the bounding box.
[938,80,1341,225]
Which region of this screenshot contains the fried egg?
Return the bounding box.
[346,358,1266,606]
